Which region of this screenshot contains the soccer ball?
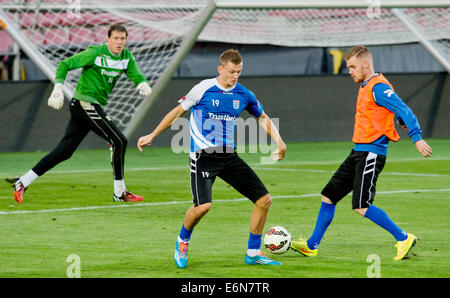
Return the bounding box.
[264,226,292,254]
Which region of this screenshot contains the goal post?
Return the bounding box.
[391,8,450,73]
[1,0,449,140]
[123,0,216,137]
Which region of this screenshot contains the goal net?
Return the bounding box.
[202,6,450,48]
[0,0,214,135]
[201,4,450,74]
[1,0,449,137]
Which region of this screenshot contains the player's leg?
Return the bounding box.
[296,196,337,256]
[32,118,89,176]
[292,150,355,256]
[218,154,280,265]
[352,152,406,239]
[249,193,272,236]
[6,101,89,202]
[351,152,415,260]
[183,204,212,231]
[75,100,140,202]
[175,151,219,268]
[175,202,212,269]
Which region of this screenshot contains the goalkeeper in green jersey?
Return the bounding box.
[6,24,152,203]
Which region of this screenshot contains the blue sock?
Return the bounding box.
[179,224,193,242]
[307,201,336,250]
[248,233,262,250]
[364,205,407,241]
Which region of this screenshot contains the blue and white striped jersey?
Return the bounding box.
[179,78,264,153]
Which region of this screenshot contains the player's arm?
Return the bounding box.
[55,47,97,83]
[137,104,186,152]
[245,91,286,161]
[257,111,287,161]
[48,47,98,110]
[125,52,152,96]
[138,83,202,151]
[373,83,432,157]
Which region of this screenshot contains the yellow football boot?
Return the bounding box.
[393,233,417,261]
[291,236,318,257]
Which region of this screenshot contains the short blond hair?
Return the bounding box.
[219,49,243,66]
[345,45,371,61]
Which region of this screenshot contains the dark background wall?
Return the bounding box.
[0,73,449,152]
[13,42,448,81]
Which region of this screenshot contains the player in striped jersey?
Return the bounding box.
[138,49,287,267]
[6,24,151,203]
[291,46,432,261]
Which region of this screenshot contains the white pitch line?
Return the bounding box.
[0,166,187,177]
[253,167,450,178]
[1,188,449,216]
[377,171,450,178]
[1,164,448,178]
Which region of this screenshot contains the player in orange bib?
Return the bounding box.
[291,46,432,261]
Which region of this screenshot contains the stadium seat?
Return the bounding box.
[19,12,63,29]
[29,29,46,46]
[93,27,108,43]
[0,31,13,54]
[70,27,95,44]
[126,27,146,42]
[44,28,69,45]
[32,35,46,46]
[59,12,87,27]
[82,13,118,26]
[37,13,64,27]
[144,28,172,42]
[19,13,34,28]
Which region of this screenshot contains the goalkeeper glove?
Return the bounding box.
[137,82,152,96]
[48,83,64,110]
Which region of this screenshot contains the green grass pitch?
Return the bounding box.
[0,139,449,278]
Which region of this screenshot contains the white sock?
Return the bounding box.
[114,180,126,197]
[20,170,38,188]
[177,236,189,244]
[246,249,260,257]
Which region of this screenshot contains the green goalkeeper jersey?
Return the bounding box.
[55,43,147,106]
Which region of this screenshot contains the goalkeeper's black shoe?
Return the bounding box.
[5,178,27,203]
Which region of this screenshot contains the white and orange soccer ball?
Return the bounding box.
[264,226,292,254]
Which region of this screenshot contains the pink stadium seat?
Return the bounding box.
[20,12,64,28]
[20,29,46,46]
[93,27,108,43]
[141,11,188,21]
[0,30,13,53]
[37,13,64,27]
[60,13,89,27]
[44,28,69,45]
[144,28,173,42]
[30,30,46,46]
[60,12,123,27]
[69,27,95,44]
[20,13,34,28]
[126,27,146,42]
[82,13,118,26]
